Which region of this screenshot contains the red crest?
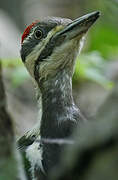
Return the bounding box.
[21,21,39,44]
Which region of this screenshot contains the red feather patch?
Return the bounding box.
[21,21,39,44]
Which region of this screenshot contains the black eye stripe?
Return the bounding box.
[33,34,65,81]
[34,39,55,81]
[34,62,40,82]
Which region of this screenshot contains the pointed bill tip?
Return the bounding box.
[59,11,101,39]
[74,11,101,27]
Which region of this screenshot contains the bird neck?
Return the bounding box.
[41,70,73,108]
[38,70,79,138]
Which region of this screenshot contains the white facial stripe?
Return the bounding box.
[25,26,63,77]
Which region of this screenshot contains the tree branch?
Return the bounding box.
[0,61,26,180]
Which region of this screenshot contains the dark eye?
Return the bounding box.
[34,29,42,39]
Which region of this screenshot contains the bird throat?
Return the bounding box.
[37,70,78,138]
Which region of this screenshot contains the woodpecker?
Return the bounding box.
[18,11,100,180]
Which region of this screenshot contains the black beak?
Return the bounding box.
[59,11,100,39]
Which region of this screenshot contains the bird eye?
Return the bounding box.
[34,29,42,39]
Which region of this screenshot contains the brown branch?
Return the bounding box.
[0,61,26,180]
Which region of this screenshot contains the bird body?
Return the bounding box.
[18,11,100,180]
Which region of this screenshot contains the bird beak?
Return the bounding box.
[59,11,100,40]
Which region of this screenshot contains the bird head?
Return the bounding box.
[20,11,100,84]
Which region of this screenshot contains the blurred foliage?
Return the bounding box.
[2,59,29,87]
[89,24,118,59]
[73,52,113,89]
[2,58,22,67]
[10,67,29,87]
[82,0,118,59]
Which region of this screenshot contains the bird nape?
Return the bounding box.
[18,11,100,180]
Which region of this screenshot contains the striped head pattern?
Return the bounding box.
[20,12,100,83]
